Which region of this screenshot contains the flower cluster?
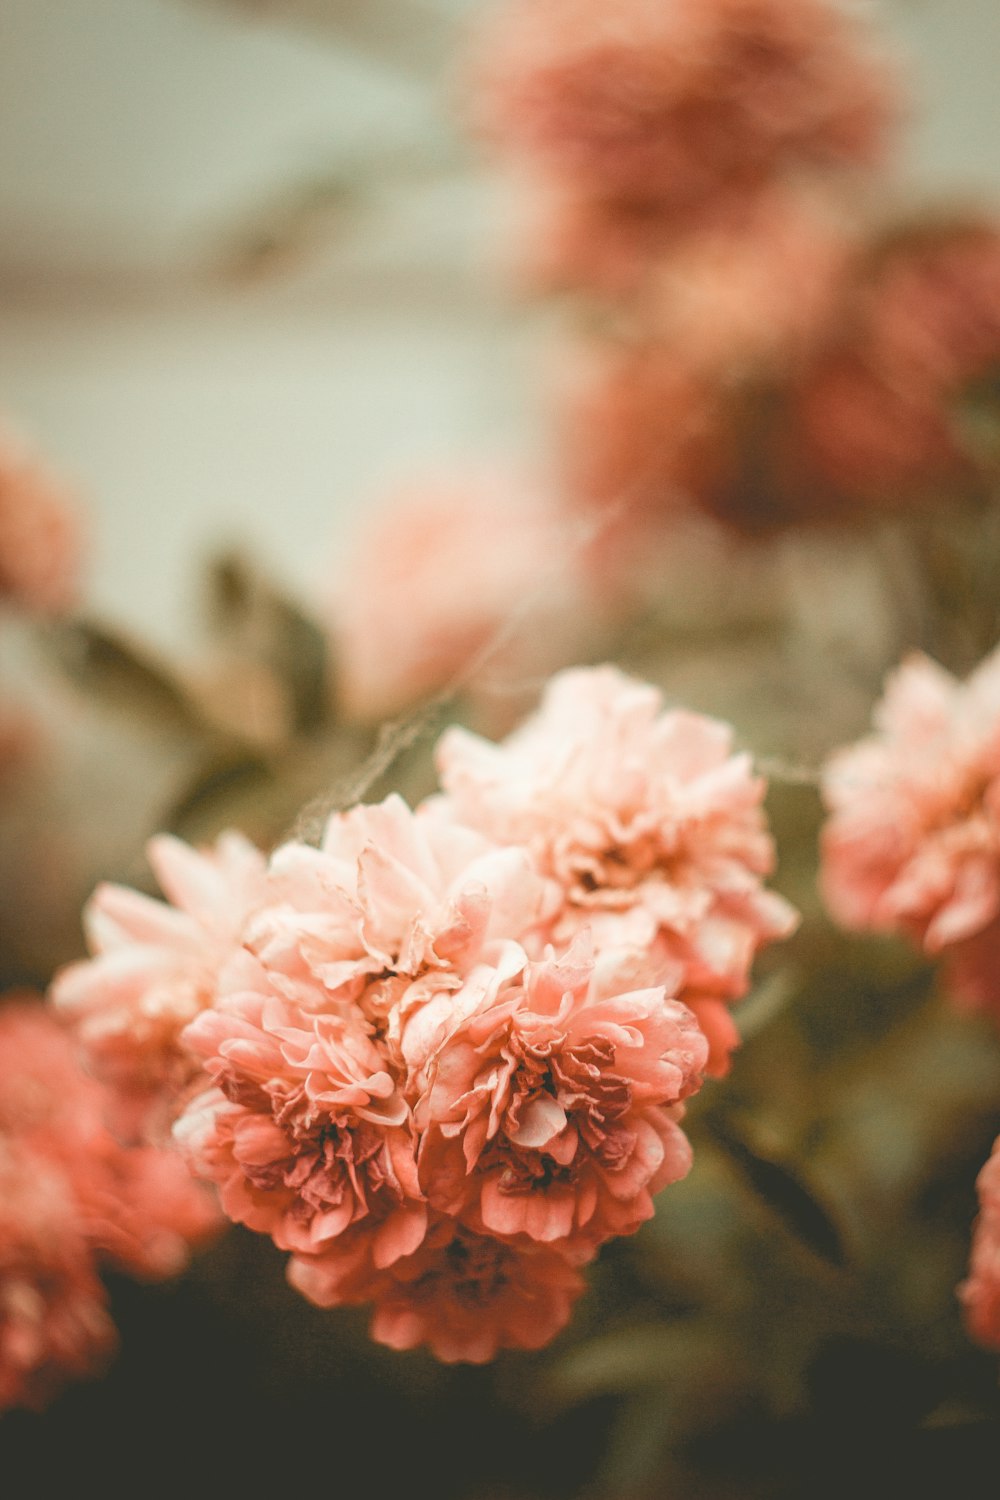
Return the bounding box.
[0,1000,219,1411]
[821,646,1000,1017]
[53,666,795,1361]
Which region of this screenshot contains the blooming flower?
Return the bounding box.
[472,0,895,251]
[0,421,81,615]
[413,935,707,1252]
[0,999,219,1410]
[960,1135,1000,1351]
[291,1217,586,1363]
[821,646,1000,1014]
[51,831,267,1141]
[327,473,596,721]
[435,665,797,1073]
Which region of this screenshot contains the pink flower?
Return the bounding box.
[175,973,426,1274]
[435,666,797,1074]
[782,220,1000,510]
[0,999,220,1409]
[821,647,1000,1014]
[51,831,267,1140]
[472,0,895,225]
[413,936,707,1253]
[173,796,556,1286]
[0,422,81,615]
[291,1217,585,1363]
[327,473,597,720]
[960,1135,1000,1351]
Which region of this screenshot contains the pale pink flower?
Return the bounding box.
[436,665,798,1074]
[472,0,895,222]
[821,647,1000,1014]
[245,793,556,1021]
[412,936,707,1252]
[782,220,1000,510]
[0,422,81,615]
[51,831,267,1140]
[291,1217,585,1363]
[960,1135,1000,1351]
[327,473,596,721]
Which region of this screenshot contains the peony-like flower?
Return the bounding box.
[0,999,220,1409]
[327,473,597,721]
[821,647,1000,1015]
[780,219,1000,511]
[472,0,895,237]
[175,969,426,1276]
[412,936,707,1253]
[0,421,81,615]
[51,831,267,1141]
[435,665,797,1074]
[172,796,558,1289]
[291,1217,585,1363]
[960,1134,1000,1351]
[245,793,557,1019]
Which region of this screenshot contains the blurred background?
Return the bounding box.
[0,0,998,651]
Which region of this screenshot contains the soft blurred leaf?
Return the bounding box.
[163,752,276,844]
[43,620,207,733]
[706,1113,848,1269]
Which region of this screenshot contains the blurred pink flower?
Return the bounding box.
[291,1217,585,1363]
[960,1135,1000,1351]
[413,935,706,1253]
[0,1143,116,1412]
[436,665,797,1074]
[782,220,1000,510]
[0,422,81,615]
[821,647,1000,1014]
[0,999,219,1409]
[327,473,598,721]
[473,0,895,236]
[51,832,267,1141]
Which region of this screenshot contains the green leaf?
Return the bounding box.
[43,620,206,733]
[705,1112,849,1270]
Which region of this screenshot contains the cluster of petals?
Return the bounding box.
[435,665,798,1074]
[327,473,597,721]
[781,219,1000,510]
[0,421,81,615]
[821,646,1000,1015]
[162,791,707,1359]
[960,1135,1000,1351]
[51,830,268,1141]
[471,0,895,289]
[0,999,219,1411]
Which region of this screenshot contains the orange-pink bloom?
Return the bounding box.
[51,832,267,1141]
[821,647,1000,1015]
[0,1000,219,1410]
[291,1217,585,1363]
[413,936,706,1252]
[435,666,797,1074]
[960,1135,1000,1351]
